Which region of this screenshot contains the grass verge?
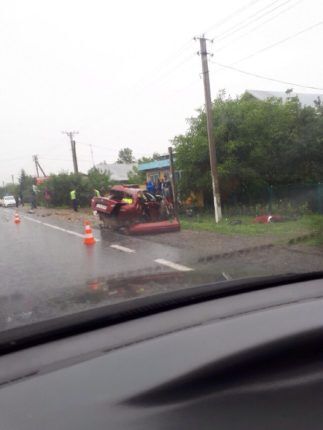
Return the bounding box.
[180,213,323,240]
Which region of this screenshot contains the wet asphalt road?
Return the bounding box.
[1,207,322,329]
[0,207,211,328]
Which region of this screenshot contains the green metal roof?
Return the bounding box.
[138,159,170,171]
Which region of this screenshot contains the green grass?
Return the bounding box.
[180,213,323,239]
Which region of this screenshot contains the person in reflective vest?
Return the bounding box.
[122,196,133,204]
[93,189,100,198]
[70,189,78,212]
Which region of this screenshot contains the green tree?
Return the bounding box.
[87,167,111,194]
[37,169,111,207]
[127,166,145,184]
[117,147,135,164]
[173,91,323,207]
[18,169,34,202]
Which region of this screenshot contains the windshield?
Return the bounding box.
[0,0,322,331]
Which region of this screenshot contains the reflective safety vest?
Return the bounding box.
[122,197,133,204]
[70,190,76,200]
[94,189,100,197]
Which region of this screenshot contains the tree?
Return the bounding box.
[137,152,161,163]
[117,148,135,164]
[128,166,146,184]
[87,167,111,193]
[18,169,34,201]
[37,170,111,207]
[173,91,323,207]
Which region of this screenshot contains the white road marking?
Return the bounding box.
[154,258,193,272]
[23,216,100,241]
[222,271,232,280]
[110,244,136,253]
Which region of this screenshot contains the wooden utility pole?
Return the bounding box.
[62,131,79,174]
[168,146,178,217]
[196,35,222,222]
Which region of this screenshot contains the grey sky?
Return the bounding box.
[0,0,322,183]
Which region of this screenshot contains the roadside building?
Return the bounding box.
[246,89,323,107]
[138,155,176,183]
[95,162,137,183]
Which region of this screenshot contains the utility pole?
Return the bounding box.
[168,146,178,217]
[33,155,46,177]
[11,175,14,184]
[33,155,40,177]
[62,131,79,174]
[195,35,222,222]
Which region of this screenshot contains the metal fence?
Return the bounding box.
[222,183,323,216]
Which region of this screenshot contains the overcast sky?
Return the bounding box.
[0,0,322,183]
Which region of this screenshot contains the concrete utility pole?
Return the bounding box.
[195,35,222,222]
[168,146,178,217]
[62,131,79,174]
[33,155,46,177]
[33,155,40,177]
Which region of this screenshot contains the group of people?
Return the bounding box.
[70,188,100,212]
[146,176,172,199]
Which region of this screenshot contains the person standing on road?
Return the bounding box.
[19,191,24,207]
[70,189,78,212]
[31,184,38,209]
[93,188,100,198]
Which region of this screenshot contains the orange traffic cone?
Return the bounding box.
[14,212,21,224]
[83,221,96,245]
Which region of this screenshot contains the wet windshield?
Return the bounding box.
[0,0,323,330]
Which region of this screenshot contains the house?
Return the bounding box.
[95,162,137,182]
[138,155,174,183]
[246,89,323,107]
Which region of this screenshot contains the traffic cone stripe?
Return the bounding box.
[83,222,95,245]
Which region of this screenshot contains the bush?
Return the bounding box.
[37,170,111,207]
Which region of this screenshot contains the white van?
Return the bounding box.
[2,196,16,207]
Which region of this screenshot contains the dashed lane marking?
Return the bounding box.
[110,244,136,253]
[23,216,100,241]
[222,272,232,280]
[154,258,193,272]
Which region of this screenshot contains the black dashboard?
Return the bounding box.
[0,275,323,429]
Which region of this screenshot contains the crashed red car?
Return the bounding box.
[91,185,180,235]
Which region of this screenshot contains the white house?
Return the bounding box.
[95,162,137,182]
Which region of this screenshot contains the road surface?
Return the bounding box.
[0,207,322,329]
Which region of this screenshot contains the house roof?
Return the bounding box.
[95,162,137,181]
[246,89,323,107]
[138,159,170,171]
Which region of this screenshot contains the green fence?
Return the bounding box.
[222,183,323,216]
[268,183,323,214]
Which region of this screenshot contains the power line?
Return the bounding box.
[204,0,263,34]
[213,0,304,54]
[230,21,323,65]
[210,60,323,91]
[212,0,288,42]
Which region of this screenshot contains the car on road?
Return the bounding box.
[0,195,16,207]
